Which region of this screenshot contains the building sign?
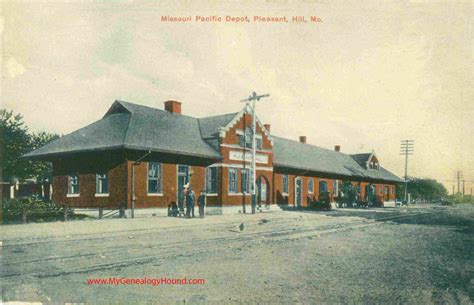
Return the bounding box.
[229,150,269,164]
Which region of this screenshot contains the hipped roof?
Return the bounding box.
[24,100,403,183]
[23,100,222,160]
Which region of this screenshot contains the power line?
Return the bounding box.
[457,171,463,196]
[240,91,270,214]
[400,140,414,202]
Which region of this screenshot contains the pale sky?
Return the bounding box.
[1,1,473,192]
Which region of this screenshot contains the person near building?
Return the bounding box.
[185,186,195,218]
[178,185,187,217]
[198,190,206,218]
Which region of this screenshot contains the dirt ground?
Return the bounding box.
[1,204,473,304]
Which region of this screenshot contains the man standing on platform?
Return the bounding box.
[178,185,187,217]
[185,186,195,218]
[198,190,206,218]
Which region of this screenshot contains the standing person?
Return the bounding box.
[186,186,195,218]
[178,186,187,217]
[198,190,206,218]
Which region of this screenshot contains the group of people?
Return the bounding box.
[168,184,206,218]
[337,182,380,208]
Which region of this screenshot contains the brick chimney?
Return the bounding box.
[299,136,307,144]
[335,145,341,152]
[264,124,271,133]
[164,100,181,114]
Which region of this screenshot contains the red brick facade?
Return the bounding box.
[273,173,396,208]
[52,154,128,208]
[50,111,398,210]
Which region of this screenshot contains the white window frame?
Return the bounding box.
[333,180,338,196]
[95,172,109,196]
[228,168,238,194]
[241,168,250,194]
[67,174,79,196]
[308,179,314,194]
[282,175,289,194]
[237,128,263,150]
[319,180,328,194]
[244,127,253,149]
[147,162,163,195]
[206,167,218,194]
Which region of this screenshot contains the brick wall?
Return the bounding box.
[274,172,336,207]
[52,155,128,208]
[217,112,274,207]
[127,161,207,209]
[219,167,273,206]
[274,172,397,206]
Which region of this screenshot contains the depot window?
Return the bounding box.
[241,168,250,193]
[308,179,314,193]
[283,175,289,194]
[68,174,79,195]
[148,162,162,194]
[333,180,338,196]
[206,167,218,194]
[319,180,328,193]
[238,128,263,150]
[228,168,238,194]
[96,172,109,194]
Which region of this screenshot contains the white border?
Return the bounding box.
[95,193,109,197]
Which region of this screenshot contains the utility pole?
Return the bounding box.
[241,91,270,214]
[462,179,465,196]
[400,140,414,203]
[457,171,463,197]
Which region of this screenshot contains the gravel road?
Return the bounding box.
[1,204,473,304]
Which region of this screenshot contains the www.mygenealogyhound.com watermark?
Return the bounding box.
[87,277,205,286]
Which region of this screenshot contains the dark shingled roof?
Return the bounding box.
[350,153,372,166]
[22,112,131,157]
[198,112,238,138]
[23,100,221,160]
[273,137,403,183]
[24,100,402,183]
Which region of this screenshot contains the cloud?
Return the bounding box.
[5,57,26,78]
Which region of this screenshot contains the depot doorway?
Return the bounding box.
[256,175,270,208]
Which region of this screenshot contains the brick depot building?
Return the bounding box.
[25,100,403,215]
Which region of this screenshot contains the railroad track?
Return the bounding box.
[1,210,435,279]
[2,213,303,247]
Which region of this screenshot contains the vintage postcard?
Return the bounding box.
[1,1,473,304]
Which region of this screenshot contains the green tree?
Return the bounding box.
[0,109,59,183]
[28,131,60,182]
[397,177,448,201]
[1,110,31,182]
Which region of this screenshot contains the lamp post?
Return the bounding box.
[241,91,270,214]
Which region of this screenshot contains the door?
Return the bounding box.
[177,165,190,199]
[295,177,302,207]
[257,178,267,208]
[384,186,389,201]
